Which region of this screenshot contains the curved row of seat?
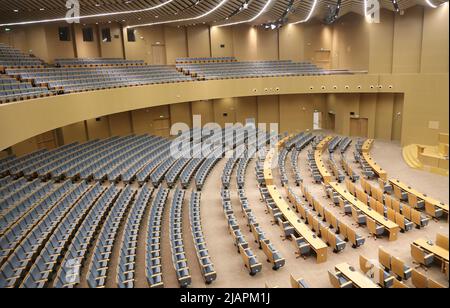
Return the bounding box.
[84,186,136,288]
[53,185,125,288]
[145,188,170,288]
[340,154,360,182]
[360,178,429,229]
[0,181,57,235]
[0,181,75,266]
[328,136,342,153]
[221,188,262,276]
[117,186,154,288]
[134,145,171,185]
[180,158,205,189]
[55,58,145,67]
[346,180,416,233]
[11,183,105,288]
[339,137,352,154]
[307,136,325,183]
[354,140,375,179]
[22,185,118,288]
[289,133,315,187]
[237,186,285,270]
[287,188,347,253]
[328,154,346,183]
[0,182,91,288]
[169,188,191,287]
[189,191,217,284]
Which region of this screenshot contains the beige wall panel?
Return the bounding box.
[327,93,361,136]
[332,13,369,70]
[279,24,304,62]
[210,26,234,57]
[61,122,87,144]
[304,21,333,68]
[235,97,258,125]
[257,28,279,60]
[124,26,165,64]
[213,98,236,127]
[44,24,75,63]
[86,117,110,140]
[187,26,211,58]
[164,26,188,65]
[191,100,214,125]
[99,24,124,59]
[391,93,404,142]
[109,112,132,136]
[368,9,394,74]
[170,102,192,128]
[131,105,170,135]
[257,95,279,132]
[359,93,377,138]
[375,93,395,140]
[280,94,317,133]
[421,4,449,73]
[232,25,258,61]
[74,24,100,59]
[392,6,424,73]
[12,138,39,157]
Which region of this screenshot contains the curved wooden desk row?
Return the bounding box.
[264,135,328,263]
[361,139,388,181]
[314,136,333,184]
[263,135,292,186]
[266,185,328,263]
[388,179,449,219]
[328,181,400,241]
[363,139,448,220]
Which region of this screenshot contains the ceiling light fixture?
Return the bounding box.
[290,0,318,24]
[216,0,274,27]
[0,0,175,27]
[425,0,438,7]
[128,0,228,28]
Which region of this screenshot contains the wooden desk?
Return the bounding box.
[414,238,449,263]
[263,135,292,186]
[267,185,328,263]
[314,136,333,184]
[329,181,400,241]
[335,263,380,288]
[389,179,449,217]
[362,139,388,181]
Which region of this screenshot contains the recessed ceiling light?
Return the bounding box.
[13,9,19,13]
[40,8,45,11]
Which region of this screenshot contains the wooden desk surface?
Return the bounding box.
[335,263,380,288]
[329,182,400,239]
[267,185,328,262]
[361,139,388,180]
[315,136,333,183]
[414,238,449,262]
[361,139,374,153]
[389,179,449,213]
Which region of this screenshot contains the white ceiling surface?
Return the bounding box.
[0,0,448,27]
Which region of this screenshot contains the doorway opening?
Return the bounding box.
[313,111,323,130]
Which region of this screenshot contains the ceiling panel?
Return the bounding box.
[0,0,447,27]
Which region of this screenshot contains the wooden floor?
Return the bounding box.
[61,134,449,288]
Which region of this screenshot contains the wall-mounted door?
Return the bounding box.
[152,45,166,65]
[350,118,369,138]
[153,118,171,138]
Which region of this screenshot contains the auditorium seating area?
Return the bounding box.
[176,60,356,80]
[0,43,43,69]
[0,42,362,104]
[0,126,448,288]
[0,1,448,290]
